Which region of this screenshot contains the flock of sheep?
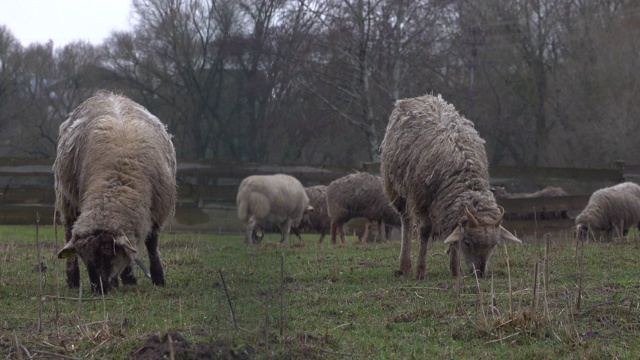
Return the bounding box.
[53,91,640,294]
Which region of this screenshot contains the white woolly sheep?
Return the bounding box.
[236,174,310,244]
[380,94,521,279]
[326,172,401,244]
[575,182,640,241]
[55,91,176,294]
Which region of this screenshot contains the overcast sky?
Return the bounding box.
[0,0,133,47]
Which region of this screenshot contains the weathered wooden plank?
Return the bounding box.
[0,186,56,204]
[497,195,589,212]
[496,195,589,221]
[490,166,622,183]
[0,205,56,225]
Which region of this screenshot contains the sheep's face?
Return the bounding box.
[575,224,588,241]
[445,207,521,278]
[457,225,502,277]
[58,231,136,294]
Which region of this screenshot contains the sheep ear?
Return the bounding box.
[465,207,479,228]
[500,226,522,244]
[115,235,137,254]
[57,241,76,259]
[494,206,505,227]
[443,226,464,245]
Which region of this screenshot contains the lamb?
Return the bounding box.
[236,174,310,244]
[299,185,331,243]
[55,91,176,294]
[575,182,640,241]
[380,94,521,279]
[326,172,401,244]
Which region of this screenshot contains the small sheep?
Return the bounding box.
[575,182,640,241]
[326,172,401,244]
[380,94,521,279]
[236,174,310,244]
[299,185,331,243]
[55,91,176,294]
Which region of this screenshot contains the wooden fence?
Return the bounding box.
[0,158,628,233]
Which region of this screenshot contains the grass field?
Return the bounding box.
[1,224,639,359]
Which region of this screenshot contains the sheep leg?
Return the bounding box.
[397,213,412,276]
[145,227,166,286]
[384,223,392,241]
[415,223,432,280]
[330,221,338,244]
[120,265,137,285]
[376,220,383,242]
[360,220,371,243]
[338,222,347,243]
[317,232,326,243]
[63,218,80,288]
[448,244,461,277]
[280,219,292,243]
[290,225,303,242]
[330,221,346,244]
[246,217,258,244]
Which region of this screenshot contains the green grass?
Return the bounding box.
[1,225,640,358]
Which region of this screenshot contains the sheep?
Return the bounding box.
[299,185,331,243]
[55,91,176,294]
[380,94,521,279]
[236,174,310,244]
[575,182,640,242]
[326,172,401,244]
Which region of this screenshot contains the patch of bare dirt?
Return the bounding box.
[128,330,254,360]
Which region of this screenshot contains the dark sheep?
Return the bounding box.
[326,172,401,244]
[299,185,331,243]
[380,94,521,279]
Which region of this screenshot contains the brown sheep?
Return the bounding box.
[380,94,521,279]
[326,172,401,244]
[55,91,176,294]
[300,185,331,243]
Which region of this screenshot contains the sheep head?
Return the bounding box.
[575,223,590,242]
[57,231,137,293]
[444,206,521,277]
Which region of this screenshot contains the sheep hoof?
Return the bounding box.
[393,269,405,277]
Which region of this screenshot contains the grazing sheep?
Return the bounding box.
[236,174,310,244]
[55,91,176,294]
[380,94,521,279]
[300,185,331,243]
[326,172,401,244]
[575,182,640,241]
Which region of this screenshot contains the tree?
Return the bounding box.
[0,26,25,155]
